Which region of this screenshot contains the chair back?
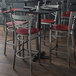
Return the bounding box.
[68,12,76,32]
[11,10,29,29]
[11,10,35,30]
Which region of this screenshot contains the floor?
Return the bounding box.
[0,26,76,76]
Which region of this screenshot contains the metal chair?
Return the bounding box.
[11,10,40,70]
[41,12,57,45]
[4,9,27,55]
[49,11,76,68]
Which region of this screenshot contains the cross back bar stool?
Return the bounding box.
[41,4,59,45]
[49,11,76,68]
[4,9,27,55]
[11,10,40,69]
[41,12,57,45]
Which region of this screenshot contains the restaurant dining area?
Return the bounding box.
[0,0,76,76]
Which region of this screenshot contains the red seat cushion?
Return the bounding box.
[61,11,76,17]
[41,19,54,23]
[6,21,27,26]
[61,14,70,17]
[50,24,72,31]
[2,8,20,13]
[16,27,40,35]
[12,8,20,11]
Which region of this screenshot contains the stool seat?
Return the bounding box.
[41,19,54,23]
[16,27,40,35]
[6,21,27,26]
[50,24,72,31]
[61,11,76,17]
[61,14,70,17]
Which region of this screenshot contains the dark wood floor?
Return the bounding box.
[0,26,76,76]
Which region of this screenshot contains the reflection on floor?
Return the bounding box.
[0,26,76,76]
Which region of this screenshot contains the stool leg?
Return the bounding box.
[28,29,32,74]
[22,36,25,58]
[71,31,75,61]
[13,31,15,49]
[27,35,28,49]
[43,25,46,46]
[13,33,17,69]
[49,30,52,63]
[67,33,70,68]
[4,28,8,55]
[27,35,29,56]
[55,31,58,56]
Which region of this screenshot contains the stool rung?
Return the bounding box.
[50,46,57,50]
[6,40,15,45]
[52,50,68,54]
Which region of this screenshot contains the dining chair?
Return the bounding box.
[49,11,76,68]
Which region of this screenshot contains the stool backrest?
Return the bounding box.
[68,12,76,32]
[11,10,35,30]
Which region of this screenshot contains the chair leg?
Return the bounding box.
[67,33,70,68]
[28,30,32,74]
[22,36,25,57]
[4,28,8,55]
[13,49,16,70]
[71,31,75,61]
[13,31,15,49]
[27,35,29,56]
[43,25,46,46]
[55,31,58,56]
[49,30,52,63]
[13,33,17,69]
[27,35,28,49]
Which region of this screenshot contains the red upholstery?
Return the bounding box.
[1,8,20,13]
[16,27,40,35]
[50,24,72,31]
[6,21,27,26]
[3,10,10,13]
[12,8,20,11]
[61,11,76,17]
[41,19,54,23]
[61,14,70,17]
[0,10,2,12]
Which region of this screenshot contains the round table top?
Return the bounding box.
[14,8,59,14]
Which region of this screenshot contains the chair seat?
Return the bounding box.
[50,24,72,31]
[12,8,20,11]
[6,21,27,26]
[61,14,70,17]
[61,11,76,17]
[16,27,40,35]
[41,19,54,23]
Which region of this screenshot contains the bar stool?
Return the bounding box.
[41,12,57,45]
[11,10,40,69]
[49,11,76,68]
[4,9,28,55]
[61,11,76,25]
[61,11,70,25]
